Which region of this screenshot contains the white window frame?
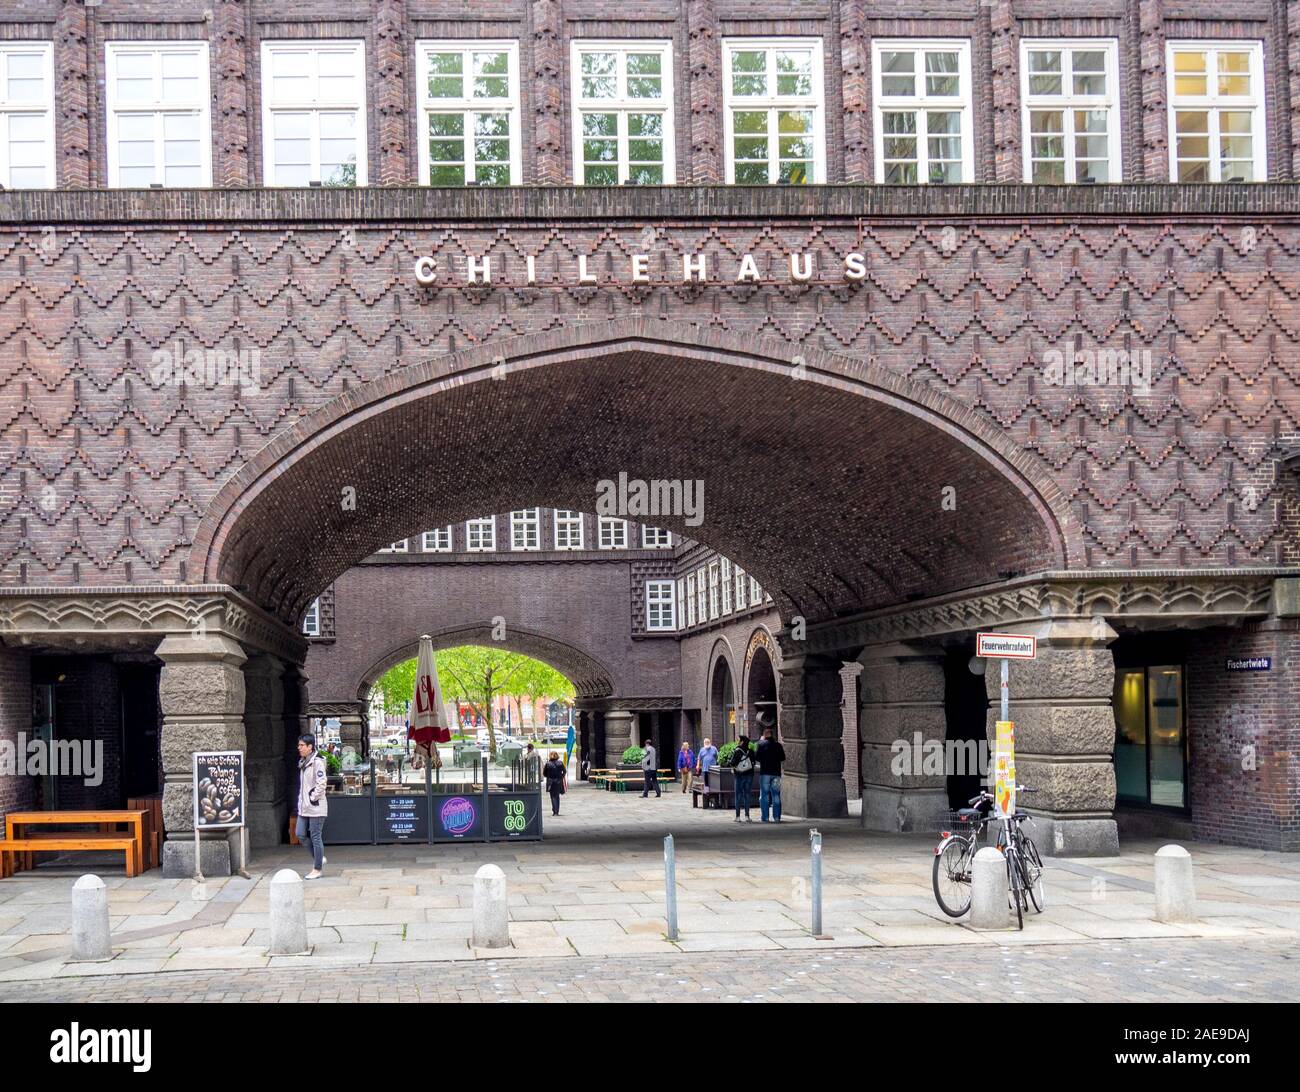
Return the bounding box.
[598,516,628,549]
[734,565,747,609]
[510,508,541,551]
[1019,38,1122,184]
[685,573,697,627]
[416,39,521,186]
[641,525,672,549]
[0,42,55,189]
[260,39,368,187]
[707,561,720,620]
[721,558,732,614]
[570,39,676,186]
[105,41,212,189]
[696,567,707,622]
[750,575,762,605]
[1166,40,1266,183]
[466,517,496,552]
[422,527,452,552]
[872,39,973,184]
[302,597,320,636]
[722,37,825,184]
[645,580,676,632]
[677,577,686,631]
[379,539,408,553]
[554,510,584,550]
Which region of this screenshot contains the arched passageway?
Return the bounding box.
[710,656,735,742]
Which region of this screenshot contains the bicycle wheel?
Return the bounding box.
[932,836,974,918]
[1018,832,1045,912]
[1005,847,1024,929]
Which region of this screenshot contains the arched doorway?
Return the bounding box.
[710,656,736,742]
[746,638,779,737]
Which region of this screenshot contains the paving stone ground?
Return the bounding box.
[1,938,1296,1003]
[1,782,1297,1000]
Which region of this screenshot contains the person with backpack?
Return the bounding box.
[730,734,754,822]
[543,750,567,816]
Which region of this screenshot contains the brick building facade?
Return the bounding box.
[0,2,1297,874]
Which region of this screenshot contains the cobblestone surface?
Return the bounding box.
[1,939,1296,1003]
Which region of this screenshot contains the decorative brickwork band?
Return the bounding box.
[213,0,251,187]
[1139,0,1168,181]
[990,0,1021,183]
[686,0,722,183]
[55,0,91,188]
[1288,1,1300,177]
[838,0,870,183]
[530,0,564,183]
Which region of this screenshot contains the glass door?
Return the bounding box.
[1112,664,1186,809]
[31,683,56,808]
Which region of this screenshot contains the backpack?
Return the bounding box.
[735,750,754,775]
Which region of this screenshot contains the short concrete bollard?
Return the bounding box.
[473,864,509,948]
[1154,844,1197,923]
[969,847,1011,930]
[70,874,112,961]
[269,868,309,955]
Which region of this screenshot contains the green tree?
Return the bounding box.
[375,658,417,720]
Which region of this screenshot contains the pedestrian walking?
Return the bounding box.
[676,740,696,793]
[543,750,567,816]
[697,737,718,782]
[640,739,661,798]
[296,733,328,879]
[730,734,754,822]
[756,718,785,822]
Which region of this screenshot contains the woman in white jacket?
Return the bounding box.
[296,734,329,879]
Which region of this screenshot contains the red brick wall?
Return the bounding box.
[0,647,35,826]
[1187,622,1300,850]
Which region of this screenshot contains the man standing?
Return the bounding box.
[756,719,785,823]
[296,733,328,878]
[676,740,696,793]
[640,738,660,798]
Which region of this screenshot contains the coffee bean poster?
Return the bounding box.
[194,751,245,829]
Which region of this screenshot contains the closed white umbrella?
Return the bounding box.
[408,634,450,766]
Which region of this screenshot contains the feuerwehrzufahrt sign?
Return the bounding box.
[976,633,1038,660]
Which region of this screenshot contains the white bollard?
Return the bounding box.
[969,847,1011,930]
[1154,844,1197,923]
[269,868,309,955]
[472,863,509,948]
[70,874,112,961]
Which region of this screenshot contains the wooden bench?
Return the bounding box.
[691,784,732,809]
[0,832,141,879]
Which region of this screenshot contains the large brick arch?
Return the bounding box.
[191,319,1074,626]
[352,623,616,704]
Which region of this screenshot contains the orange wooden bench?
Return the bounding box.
[0,831,141,878]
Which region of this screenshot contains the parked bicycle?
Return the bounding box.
[932,786,1044,928]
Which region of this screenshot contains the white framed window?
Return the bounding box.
[510,508,541,550]
[379,539,408,553]
[734,565,747,609]
[722,37,825,184]
[1020,39,1121,183]
[696,567,707,622]
[686,573,697,627]
[598,516,628,549]
[417,40,520,185]
[707,561,720,620]
[554,510,584,550]
[571,39,675,185]
[261,39,367,186]
[750,575,762,604]
[641,526,672,549]
[1166,40,1266,182]
[105,41,211,188]
[721,558,732,614]
[422,527,452,552]
[873,40,973,184]
[646,580,676,631]
[0,43,55,189]
[302,597,320,637]
[677,577,686,631]
[466,517,496,552]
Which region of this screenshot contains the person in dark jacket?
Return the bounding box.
[730,734,754,822]
[755,720,786,823]
[543,751,567,816]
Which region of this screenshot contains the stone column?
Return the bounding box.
[604,709,636,767]
[338,707,366,757]
[242,654,287,849]
[778,655,848,818]
[858,644,949,832]
[985,619,1119,856]
[839,662,863,802]
[157,634,248,877]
